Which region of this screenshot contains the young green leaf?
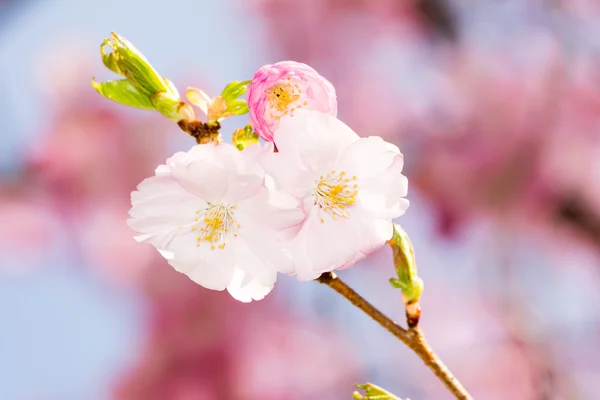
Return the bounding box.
[91,78,156,110]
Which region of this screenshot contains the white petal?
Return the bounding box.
[274,110,359,173]
[166,232,236,290]
[304,209,358,277]
[155,164,170,175]
[180,143,267,203]
[240,224,297,276]
[327,137,410,220]
[128,174,205,236]
[290,208,392,281]
[260,150,316,199]
[336,219,393,270]
[129,189,202,222]
[186,253,236,290]
[170,157,228,202]
[243,141,275,161]
[335,136,401,178]
[236,186,305,232]
[132,173,190,205]
[220,144,266,202]
[154,226,275,298]
[236,186,304,275]
[227,267,274,302]
[226,242,278,302]
[355,156,410,220]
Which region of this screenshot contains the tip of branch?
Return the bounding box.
[405,302,421,329]
[316,271,336,284]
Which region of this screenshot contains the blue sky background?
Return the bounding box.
[0,1,267,398]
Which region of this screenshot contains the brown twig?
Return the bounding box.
[316,272,472,400]
[177,119,222,144]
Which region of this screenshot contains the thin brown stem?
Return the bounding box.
[317,272,472,400]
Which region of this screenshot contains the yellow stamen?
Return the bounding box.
[314,171,359,221]
[191,203,239,250]
[267,82,302,121]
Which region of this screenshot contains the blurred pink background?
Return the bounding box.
[1,0,600,399]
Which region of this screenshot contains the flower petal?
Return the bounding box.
[128,141,304,301]
[227,267,274,303]
[247,61,337,142]
[274,110,359,173]
[287,208,393,281]
[335,218,393,270]
[236,186,304,275]
[185,247,236,291]
[128,174,205,237]
[335,136,402,179]
[218,144,266,203]
[226,240,279,302]
[169,145,229,202]
[186,87,211,116]
[260,150,316,200]
[236,186,305,232]
[355,156,410,220]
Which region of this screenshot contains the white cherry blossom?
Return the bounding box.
[262,109,409,281]
[128,142,303,302]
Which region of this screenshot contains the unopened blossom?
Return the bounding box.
[261,109,409,281]
[128,142,303,302]
[247,61,337,141]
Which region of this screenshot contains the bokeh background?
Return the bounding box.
[1,0,600,399]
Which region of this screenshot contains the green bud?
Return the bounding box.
[232,124,259,150]
[91,79,156,110]
[94,32,183,121]
[388,224,423,304]
[352,383,405,400]
[151,91,183,122]
[100,32,170,96]
[162,77,180,99]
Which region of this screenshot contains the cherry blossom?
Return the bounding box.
[262,109,409,281]
[128,142,303,302]
[247,61,337,141]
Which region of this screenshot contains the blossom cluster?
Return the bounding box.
[128,61,409,302]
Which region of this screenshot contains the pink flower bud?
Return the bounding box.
[247,61,337,141]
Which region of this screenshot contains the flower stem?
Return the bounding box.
[316,272,472,400]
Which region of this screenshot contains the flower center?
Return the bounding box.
[192,203,239,250]
[314,170,358,223]
[266,79,307,121]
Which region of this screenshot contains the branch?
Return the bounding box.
[557,197,600,247]
[316,272,472,400]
